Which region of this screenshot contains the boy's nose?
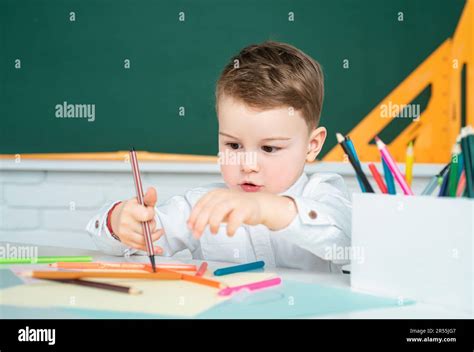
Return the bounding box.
[240,157,260,173]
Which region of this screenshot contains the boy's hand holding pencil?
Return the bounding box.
[109,186,164,254]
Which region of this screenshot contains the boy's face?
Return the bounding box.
[217,94,326,194]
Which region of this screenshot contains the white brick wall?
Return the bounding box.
[0,160,439,250]
[4,183,105,208]
[1,170,46,183]
[0,183,4,204]
[0,206,40,230]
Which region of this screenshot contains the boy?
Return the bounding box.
[86,41,352,272]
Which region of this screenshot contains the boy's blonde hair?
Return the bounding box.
[216,41,324,130]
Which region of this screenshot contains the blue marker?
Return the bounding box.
[213,261,265,276]
[346,138,365,192]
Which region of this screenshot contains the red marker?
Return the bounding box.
[195,262,208,277]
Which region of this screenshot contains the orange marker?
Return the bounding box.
[144,263,196,272]
[22,270,182,280]
[182,273,223,289]
[159,268,222,289]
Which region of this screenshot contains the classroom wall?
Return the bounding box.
[0,161,438,251]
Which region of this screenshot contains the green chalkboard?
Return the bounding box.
[0,0,466,156]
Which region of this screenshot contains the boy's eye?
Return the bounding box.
[226,142,241,150]
[261,146,281,153]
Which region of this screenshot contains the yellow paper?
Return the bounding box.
[0,272,275,317]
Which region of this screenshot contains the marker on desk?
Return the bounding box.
[22,270,182,280]
[129,148,156,272]
[158,267,222,288]
[195,262,208,277]
[182,273,223,289]
[0,256,92,265]
[218,277,281,297]
[213,260,265,276]
[50,262,196,272]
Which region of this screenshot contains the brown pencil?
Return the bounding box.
[22,270,182,280]
[45,278,142,295]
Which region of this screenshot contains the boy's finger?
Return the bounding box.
[151,229,165,242]
[189,193,228,231]
[192,201,218,238]
[208,201,233,234]
[128,222,144,235]
[123,239,146,253]
[129,227,163,246]
[226,209,246,237]
[144,187,158,208]
[149,219,157,232]
[129,241,147,253]
[128,231,147,246]
[187,194,212,229]
[187,190,223,228]
[124,232,160,254]
[130,204,155,222]
[128,218,156,236]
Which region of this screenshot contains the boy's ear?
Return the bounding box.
[306,127,327,162]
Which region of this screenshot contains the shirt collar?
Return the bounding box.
[278,172,308,197]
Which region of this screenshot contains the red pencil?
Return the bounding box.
[130,148,156,272]
[368,163,388,194]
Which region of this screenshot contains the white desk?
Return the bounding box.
[1,242,471,319]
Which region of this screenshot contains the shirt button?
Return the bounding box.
[95,220,99,229]
[308,210,318,219]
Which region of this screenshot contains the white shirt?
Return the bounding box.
[86,172,352,272]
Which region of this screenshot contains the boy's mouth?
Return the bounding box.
[239,182,263,192]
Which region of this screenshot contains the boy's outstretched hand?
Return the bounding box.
[109,187,164,254]
[187,189,297,238]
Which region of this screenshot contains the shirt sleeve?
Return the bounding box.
[85,202,134,256]
[270,173,352,265]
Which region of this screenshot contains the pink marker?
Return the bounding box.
[218,277,282,297]
[375,136,414,195]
